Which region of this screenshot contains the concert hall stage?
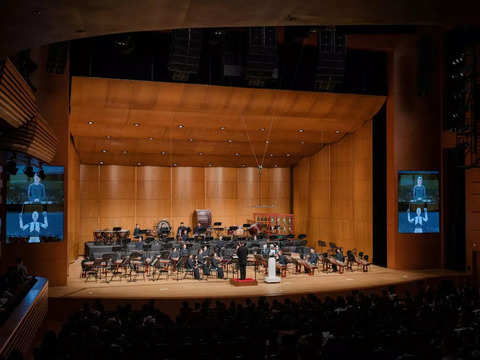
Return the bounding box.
[49,260,467,301]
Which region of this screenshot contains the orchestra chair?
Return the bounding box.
[82,259,96,281]
[297,234,307,246]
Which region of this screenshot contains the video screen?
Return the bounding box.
[398,171,439,234]
[6,165,64,243]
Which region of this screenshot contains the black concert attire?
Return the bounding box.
[308,252,319,265]
[198,251,210,276]
[181,247,190,257]
[277,254,288,266]
[186,257,200,279]
[177,225,187,239]
[170,249,180,260]
[194,225,205,236]
[236,245,249,280]
[133,227,143,241]
[211,256,224,279]
[335,251,344,262]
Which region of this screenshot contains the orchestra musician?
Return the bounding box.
[210,251,224,279]
[193,222,205,236]
[276,250,288,267]
[332,248,345,272]
[186,254,200,280]
[176,222,187,240]
[133,224,143,242]
[181,243,189,257]
[170,247,180,261]
[197,248,210,276]
[307,248,319,266]
[236,242,248,280]
[261,243,269,257]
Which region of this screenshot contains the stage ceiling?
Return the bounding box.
[70,76,385,168]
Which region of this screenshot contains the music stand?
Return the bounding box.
[113,227,122,232]
[142,244,152,259]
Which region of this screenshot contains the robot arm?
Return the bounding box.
[407,208,414,223]
[19,213,29,230]
[423,208,428,222]
[40,211,48,229]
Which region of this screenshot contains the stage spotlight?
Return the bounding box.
[24,165,35,178]
[6,159,18,175]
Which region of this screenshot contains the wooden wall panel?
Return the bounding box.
[67,139,80,262]
[466,169,480,271]
[78,164,290,251]
[293,119,373,256]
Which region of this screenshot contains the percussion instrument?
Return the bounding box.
[156,219,172,236]
[93,230,103,244]
[193,209,212,227]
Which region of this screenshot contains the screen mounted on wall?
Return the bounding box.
[398,171,439,234]
[6,165,64,244]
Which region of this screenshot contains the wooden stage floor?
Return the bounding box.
[49,259,468,301]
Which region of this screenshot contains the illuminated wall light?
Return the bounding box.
[297,129,304,133]
[178,124,184,128]
[227,139,233,143]
[161,151,167,155]
[335,130,341,134]
[99,161,104,165]
[199,152,204,156]
[101,149,108,153]
[88,121,94,125]
[136,162,142,166]
[133,122,141,127]
[220,126,225,130]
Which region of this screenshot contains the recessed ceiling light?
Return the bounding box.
[300,141,305,144]
[188,138,193,142]
[260,128,265,132]
[172,163,177,167]
[133,122,140,127]
[122,150,128,154]
[106,135,111,140]
[297,129,304,133]
[161,151,167,155]
[136,162,141,166]
[286,153,291,157]
[199,152,204,156]
[227,139,233,143]
[274,164,279,168]
[148,137,153,141]
[234,153,240,156]
[101,149,107,153]
[88,121,94,125]
[99,161,104,165]
[335,130,341,134]
[265,140,270,144]
[220,126,225,130]
[178,124,184,128]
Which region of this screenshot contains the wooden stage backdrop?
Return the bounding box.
[294,120,373,258]
[78,166,290,255]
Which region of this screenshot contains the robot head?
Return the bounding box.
[32,211,39,221]
[416,208,422,216]
[33,173,41,184]
[417,176,423,186]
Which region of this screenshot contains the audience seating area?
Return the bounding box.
[17,281,480,360]
[0,266,36,325]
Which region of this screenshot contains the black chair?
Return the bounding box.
[317,240,326,253]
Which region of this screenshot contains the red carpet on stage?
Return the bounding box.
[230,278,258,286]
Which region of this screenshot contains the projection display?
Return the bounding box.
[6,165,64,243]
[398,171,439,234]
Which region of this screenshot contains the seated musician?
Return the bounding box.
[210,251,224,279]
[170,247,180,261]
[176,222,187,240]
[133,224,143,242]
[193,222,205,236]
[261,243,269,257]
[186,254,201,280]
[332,248,345,272]
[197,248,210,276]
[181,243,189,257]
[307,248,319,266]
[276,250,288,267]
[181,229,189,242]
[303,248,319,274]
